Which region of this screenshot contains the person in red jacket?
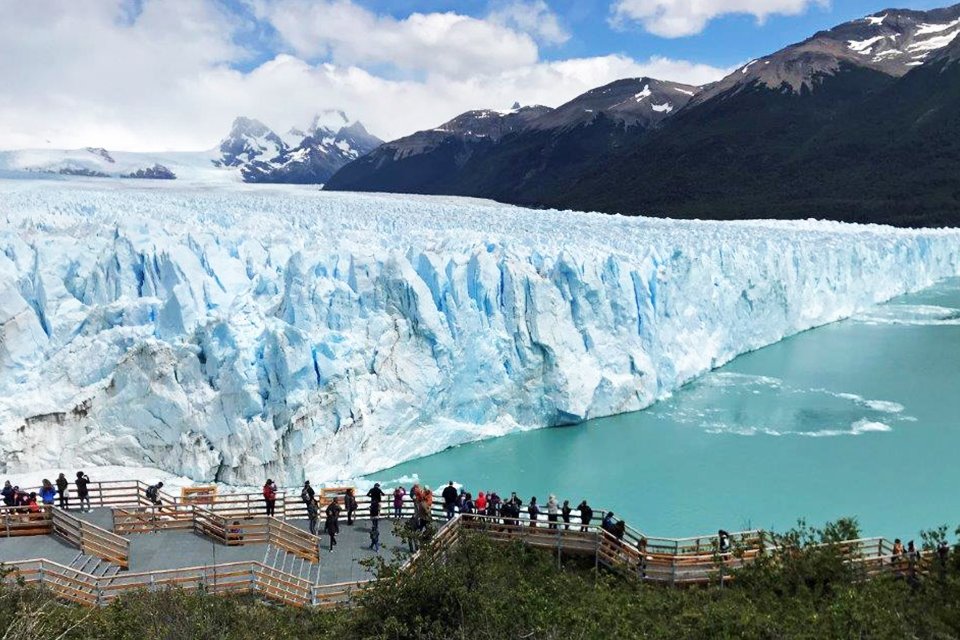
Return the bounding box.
[263,479,278,517]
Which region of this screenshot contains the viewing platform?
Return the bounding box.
[0,480,931,608]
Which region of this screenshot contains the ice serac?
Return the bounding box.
[2,181,960,485]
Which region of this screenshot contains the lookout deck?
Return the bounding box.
[0,480,933,608]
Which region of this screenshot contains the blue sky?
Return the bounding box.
[228,0,950,70]
[0,0,956,150]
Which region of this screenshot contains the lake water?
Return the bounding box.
[366,278,960,540]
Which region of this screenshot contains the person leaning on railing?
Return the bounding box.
[40,480,56,506]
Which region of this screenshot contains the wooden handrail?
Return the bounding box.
[51,507,130,569]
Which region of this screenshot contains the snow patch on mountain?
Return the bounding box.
[2,181,960,485]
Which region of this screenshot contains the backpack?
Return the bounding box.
[146,485,158,501]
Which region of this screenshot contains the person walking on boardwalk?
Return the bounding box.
[40,480,56,506]
[392,486,406,519]
[263,479,278,517]
[55,473,69,509]
[325,498,342,551]
[561,500,572,530]
[578,500,593,532]
[345,488,358,525]
[546,495,559,529]
[442,481,458,520]
[301,480,315,506]
[306,496,319,535]
[528,497,540,528]
[75,471,91,512]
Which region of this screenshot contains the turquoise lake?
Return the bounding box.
[366,278,960,540]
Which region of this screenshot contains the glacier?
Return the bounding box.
[1,179,960,485]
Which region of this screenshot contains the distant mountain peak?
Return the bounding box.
[695,4,960,103]
[215,112,381,184]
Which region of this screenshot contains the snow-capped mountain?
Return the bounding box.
[327,3,960,227]
[2,181,960,483]
[696,4,960,101]
[0,147,194,181]
[325,78,698,194]
[216,113,382,184]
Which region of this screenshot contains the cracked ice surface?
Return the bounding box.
[1,179,960,484]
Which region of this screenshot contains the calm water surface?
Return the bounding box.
[366,278,960,539]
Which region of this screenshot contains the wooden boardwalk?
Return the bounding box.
[0,480,932,608]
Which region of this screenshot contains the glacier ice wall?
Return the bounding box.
[1,181,959,484]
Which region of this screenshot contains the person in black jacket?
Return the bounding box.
[344,488,358,525]
[75,471,91,512]
[561,500,572,530]
[441,481,458,520]
[578,500,593,532]
[325,498,342,551]
[55,474,69,509]
[301,481,315,505]
[527,497,540,528]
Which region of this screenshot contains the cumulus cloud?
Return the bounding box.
[611,0,830,38]
[488,0,571,45]
[0,0,731,151]
[253,0,540,76]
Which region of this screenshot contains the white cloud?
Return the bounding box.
[488,0,571,45]
[253,0,540,76]
[0,0,731,151]
[611,0,830,38]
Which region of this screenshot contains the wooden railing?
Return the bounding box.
[2,558,339,609]
[50,508,130,569]
[0,505,53,537]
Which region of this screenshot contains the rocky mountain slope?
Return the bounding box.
[327,4,960,227]
[325,78,697,195]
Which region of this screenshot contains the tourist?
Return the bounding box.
[417,493,432,530]
[442,481,458,520]
[578,500,593,532]
[487,491,501,523]
[892,538,905,562]
[367,482,385,510]
[262,479,277,517]
[145,482,164,507]
[392,486,406,519]
[527,497,540,528]
[370,495,381,525]
[907,540,918,560]
[1,481,13,507]
[500,497,517,528]
[40,479,56,506]
[602,511,623,538]
[14,488,28,514]
[718,529,732,553]
[463,492,474,516]
[475,491,487,515]
[345,488,358,525]
[55,473,69,509]
[325,497,342,551]
[75,471,91,512]
[561,500,572,530]
[301,480,315,506]
[546,495,559,530]
[369,521,381,552]
[26,492,41,517]
[306,496,319,535]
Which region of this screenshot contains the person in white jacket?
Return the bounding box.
[546,494,559,530]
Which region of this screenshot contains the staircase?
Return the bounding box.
[263,544,321,584]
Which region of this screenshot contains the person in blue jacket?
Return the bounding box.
[39,479,57,506]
